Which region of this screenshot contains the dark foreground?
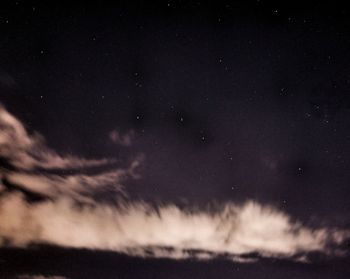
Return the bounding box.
[1,245,350,279]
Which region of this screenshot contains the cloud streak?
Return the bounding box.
[0,104,112,170]
[0,104,348,262]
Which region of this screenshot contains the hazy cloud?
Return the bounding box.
[109,129,135,146]
[0,71,16,88]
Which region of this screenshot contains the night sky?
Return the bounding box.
[1,1,350,278]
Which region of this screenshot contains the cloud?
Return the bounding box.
[109,129,135,146]
[0,193,348,261]
[5,170,128,202]
[0,104,349,263]
[0,104,140,202]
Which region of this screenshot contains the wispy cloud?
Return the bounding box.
[0,104,140,202]
[109,129,135,146]
[0,104,348,262]
[0,104,112,170]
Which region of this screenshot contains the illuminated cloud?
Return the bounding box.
[0,104,140,202]
[0,104,348,262]
[0,104,112,170]
[0,193,348,261]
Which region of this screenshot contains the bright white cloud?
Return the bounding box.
[0,104,348,263]
[0,192,348,261]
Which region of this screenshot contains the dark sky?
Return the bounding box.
[1,0,350,278]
